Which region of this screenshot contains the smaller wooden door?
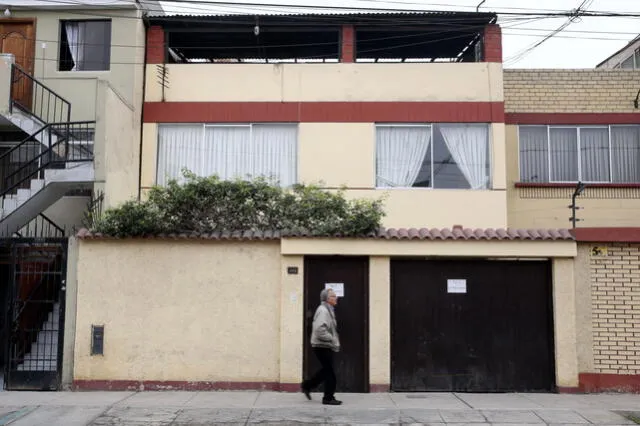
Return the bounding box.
[303,256,369,393]
[0,20,36,109]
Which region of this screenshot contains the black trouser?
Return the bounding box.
[304,347,336,400]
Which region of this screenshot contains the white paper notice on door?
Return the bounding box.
[324,283,344,297]
[447,279,467,294]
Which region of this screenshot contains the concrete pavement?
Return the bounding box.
[0,391,637,425]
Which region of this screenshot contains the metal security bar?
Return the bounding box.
[3,238,67,390]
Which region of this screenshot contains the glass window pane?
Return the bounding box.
[376,126,431,187]
[621,55,634,69]
[580,128,610,182]
[611,126,640,183]
[434,124,490,189]
[550,128,578,181]
[519,126,549,182]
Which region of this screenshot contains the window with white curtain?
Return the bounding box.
[519,125,640,183]
[156,124,297,186]
[375,123,491,189]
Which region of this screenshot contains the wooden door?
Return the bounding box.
[303,256,369,393]
[0,20,36,109]
[391,258,555,392]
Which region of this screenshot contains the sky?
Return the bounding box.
[156,0,640,68]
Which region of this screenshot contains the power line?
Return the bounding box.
[23,0,640,18]
[505,0,595,65]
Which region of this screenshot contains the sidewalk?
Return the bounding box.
[0,391,638,425]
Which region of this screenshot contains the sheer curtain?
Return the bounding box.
[611,126,640,183]
[550,128,578,181]
[580,128,610,182]
[376,126,431,187]
[519,126,549,182]
[438,124,489,189]
[202,126,251,180]
[252,124,297,186]
[157,125,203,185]
[64,22,83,71]
[157,124,297,186]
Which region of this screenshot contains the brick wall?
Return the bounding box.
[504,70,640,113]
[590,243,640,374]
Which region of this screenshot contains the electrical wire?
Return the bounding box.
[504,0,595,65]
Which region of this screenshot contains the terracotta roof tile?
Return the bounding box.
[76,227,574,241]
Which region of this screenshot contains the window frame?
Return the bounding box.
[374,122,492,190]
[58,19,112,72]
[518,124,640,184]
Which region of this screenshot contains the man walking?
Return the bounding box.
[301,288,342,405]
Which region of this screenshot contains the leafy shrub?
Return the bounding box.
[92,171,385,237]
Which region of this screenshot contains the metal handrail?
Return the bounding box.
[10,64,72,125]
[0,121,95,199]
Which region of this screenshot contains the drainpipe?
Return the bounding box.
[138,21,149,201]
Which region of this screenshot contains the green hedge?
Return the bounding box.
[92,171,386,237]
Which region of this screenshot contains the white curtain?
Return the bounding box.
[157,125,203,185]
[611,126,640,183]
[64,22,84,71]
[376,126,431,187]
[580,128,610,182]
[550,128,578,181]
[157,124,297,186]
[519,126,548,182]
[251,124,297,186]
[438,124,489,189]
[202,126,252,180]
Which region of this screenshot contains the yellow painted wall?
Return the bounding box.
[552,258,579,387]
[12,9,145,122]
[145,63,504,103]
[94,81,139,207]
[74,240,282,382]
[369,256,390,386]
[142,122,508,229]
[505,125,640,228]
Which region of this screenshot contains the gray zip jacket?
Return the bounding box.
[310,302,340,352]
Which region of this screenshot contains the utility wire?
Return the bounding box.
[504,0,595,65]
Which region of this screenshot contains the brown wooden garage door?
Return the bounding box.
[391,258,555,392]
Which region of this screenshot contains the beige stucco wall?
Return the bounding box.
[553,257,579,387]
[369,256,390,386]
[281,238,577,258]
[279,255,304,385]
[141,122,508,229]
[12,9,145,122]
[505,124,640,228]
[145,63,504,103]
[74,240,282,382]
[93,80,139,207]
[504,69,640,113]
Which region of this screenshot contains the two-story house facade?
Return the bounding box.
[68,12,585,395]
[0,0,159,390]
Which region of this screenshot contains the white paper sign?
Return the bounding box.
[447,279,467,294]
[325,283,344,297]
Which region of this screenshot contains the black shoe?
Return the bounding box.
[322,399,342,405]
[301,382,311,400]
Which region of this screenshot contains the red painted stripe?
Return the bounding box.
[73,380,301,392]
[579,373,640,393]
[506,113,640,125]
[572,227,640,243]
[370,384,391,392]
[143,102,505,123]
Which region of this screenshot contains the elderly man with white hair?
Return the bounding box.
[301,288,342,405]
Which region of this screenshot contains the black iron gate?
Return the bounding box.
[1,238,67,390]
